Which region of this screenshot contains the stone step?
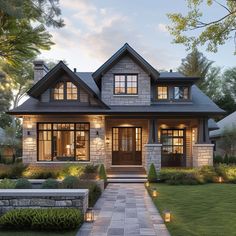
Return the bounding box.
[107,178,147,183]
[107,174,147,178]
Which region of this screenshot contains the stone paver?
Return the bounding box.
[77,183,170,236]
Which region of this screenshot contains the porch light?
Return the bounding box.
[85,208,94,222]
[105,137,110,145]
[145,181,150,187]
[27,131,31,136]
[152,188,158,198]
[163,210,171,223]
[218,176,223,183]
[96,131,99,137]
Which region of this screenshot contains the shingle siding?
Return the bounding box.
[101,55,151,106]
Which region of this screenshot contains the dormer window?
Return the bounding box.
[174,86,189,100]
[157,86,168,100]
[53,81,78,100]
[114,74,138,95]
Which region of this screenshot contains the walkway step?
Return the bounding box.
[107,174,147,178]
[107,178,147,183]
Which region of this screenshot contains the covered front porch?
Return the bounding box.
[104,116,214,172]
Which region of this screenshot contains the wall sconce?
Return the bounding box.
[145,181,150,188]
[152,188,158,198]
[105,137,110,145]
[84,208,94,222]
[96,131,99,137]
[163,210,171,223]
[27,131,31,136]
[66,144,71,156]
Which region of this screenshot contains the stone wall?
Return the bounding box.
[0,189,88,215]
[22,115,105,165]
[144,144,162,172]
[192,144,214,167]
[101,55,151,106]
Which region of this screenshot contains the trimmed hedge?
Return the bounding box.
[61,176,80,189]
[0,179,16,189]
[15,178,32,189]
[0,208,83,231]
[41,179,59,189]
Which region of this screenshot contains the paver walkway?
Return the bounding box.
[77,183,170,236]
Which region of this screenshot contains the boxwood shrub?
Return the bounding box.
[0,208,83,231]
[215,164,236,183]
[41,179,59,189]
[15,178,32,189]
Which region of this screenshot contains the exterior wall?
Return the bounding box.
[0,189,88,215]
[22,115,105,165]
[101,55,151,106]
[192,144,214,167]
[144,144,162,172]
[105,118,148,168]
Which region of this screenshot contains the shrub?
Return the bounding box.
[78,181,102,207]
[148,163,158,182]
[10,163,27,178]
[41,179,59,189]
[0,179,16,189]
[98,164,107,182]
[199,166,217,183]
[214,155,224,164]
[0,208,83,231]
[215,164,236,183]
[84,164,98,174]
[59,164,85,179]
[22,165,61,179]
[0,165,11,178]
[15,178,32,189]
[61,176,80,189]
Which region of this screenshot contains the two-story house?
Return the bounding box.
[8,43,224,174]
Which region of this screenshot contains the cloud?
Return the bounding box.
[157,23,168,33]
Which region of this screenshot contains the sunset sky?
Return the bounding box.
[40,0,236,72]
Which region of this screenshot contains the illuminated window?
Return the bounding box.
[38,123,89,161]
[53,82,64,100]
[53,82,78,100]
[67,82,78,100]
[157,86,168,99]
[174,86,189,100]
[114,75,138,95]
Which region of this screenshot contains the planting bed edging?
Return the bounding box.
[0,189,88,215]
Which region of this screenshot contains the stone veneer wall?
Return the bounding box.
[0,189,88,215]
[101,55,151,106]
[144,144,162,172]
[192,144,214,167]
[22,115,105,165]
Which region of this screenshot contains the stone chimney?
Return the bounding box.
[33,60,49,83]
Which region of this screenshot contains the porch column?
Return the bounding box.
[145,118,162,172]
[148,119,158,143]
[193,117,213,167]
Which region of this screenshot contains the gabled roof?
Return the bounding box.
[27,61,108,108]
[92,43,160,85]
[158,72,200,83]
[210,111,236,138]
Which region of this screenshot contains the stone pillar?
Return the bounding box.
[192,144,214,167]
[144,144,162,172]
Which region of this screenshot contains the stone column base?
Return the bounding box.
[144,144,162,172]
[192,144,214,167]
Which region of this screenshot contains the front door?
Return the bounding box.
[112,127,142,165]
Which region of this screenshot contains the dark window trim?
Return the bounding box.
[37,122,90,162]
[50,81,80,102]
[172,86,190,100]
[113,74,138,95]
[156,85,169,101]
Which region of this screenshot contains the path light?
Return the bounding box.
[85,208,94,222]
[145,181,150,187]
[152,188,158,198]
[218,176,223,183]
[163,210,171,223]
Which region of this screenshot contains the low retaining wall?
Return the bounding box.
[0,189,88,215]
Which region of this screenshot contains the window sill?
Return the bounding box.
[113,95,138,97]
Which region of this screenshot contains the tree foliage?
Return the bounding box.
[167,0,236,53]
[0,0,64,67]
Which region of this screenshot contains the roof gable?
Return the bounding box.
[92,43,160,85]
[27,61,108,108]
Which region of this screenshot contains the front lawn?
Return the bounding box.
[150,183,236,236]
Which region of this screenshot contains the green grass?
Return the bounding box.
[0,231,77,236]
[150,183,236,236]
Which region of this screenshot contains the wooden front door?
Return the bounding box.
[112,127,142,165]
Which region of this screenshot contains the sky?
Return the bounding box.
[39,0,236,72]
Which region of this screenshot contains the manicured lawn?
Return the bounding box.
[0,231,77,236]
[150,183,236,236]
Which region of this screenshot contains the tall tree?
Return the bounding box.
[222,67,236,102]
[167,0,236,54]
[0,0,64,67]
